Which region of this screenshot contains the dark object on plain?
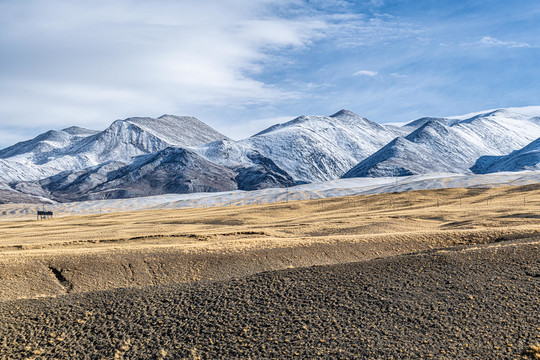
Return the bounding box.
[37,210,53,220]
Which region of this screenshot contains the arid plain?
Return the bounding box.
[0,185,539,359]
[1,185,540,300]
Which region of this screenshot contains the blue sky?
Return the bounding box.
[1,0,539,148]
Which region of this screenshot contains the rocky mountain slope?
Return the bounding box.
[37,148,298,202]
[40,148,238,201]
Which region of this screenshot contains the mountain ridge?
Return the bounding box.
[0,115,229,183]
[344,109,540,178]
[3,107,540,203]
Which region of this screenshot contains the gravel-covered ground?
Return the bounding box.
[1,239,539,359]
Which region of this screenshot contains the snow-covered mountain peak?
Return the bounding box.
[126,115,229,146]
[238,111,410,182]
[254,110,392,139]
[60,126,99,136]
[329,109,388,129]
[484,109,515,117]
[330,109,362,119]
[459,108,530,125]
[93,119,151,141]
[253,115,324,136]
[405,119,451,142]
[156,114,194,121]
[158,114,178,119]
[404,109,532,130]
[344,106,540,179]
[404,117,458,129]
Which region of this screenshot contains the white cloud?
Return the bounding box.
[0,0,326,132]
[353,70,378,77]
[0,0,424,141]
[390,72,408,78]
[479,36,531,48]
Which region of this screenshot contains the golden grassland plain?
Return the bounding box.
[1,185,540,300]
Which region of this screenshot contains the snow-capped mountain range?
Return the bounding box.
[0,115,229,183]
[344,109,540,178]
[2,107,540,203]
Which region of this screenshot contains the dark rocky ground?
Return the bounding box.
[0,239,539,359]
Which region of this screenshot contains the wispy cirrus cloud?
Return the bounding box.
[325,14,422,49]
[479,36,531,48]
[0,0,421,147]
[0,1,328,133]
[353,70,378,77]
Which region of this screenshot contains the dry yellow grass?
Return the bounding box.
[1,184,540,300]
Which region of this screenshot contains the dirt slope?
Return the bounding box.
[0,239,538,359]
